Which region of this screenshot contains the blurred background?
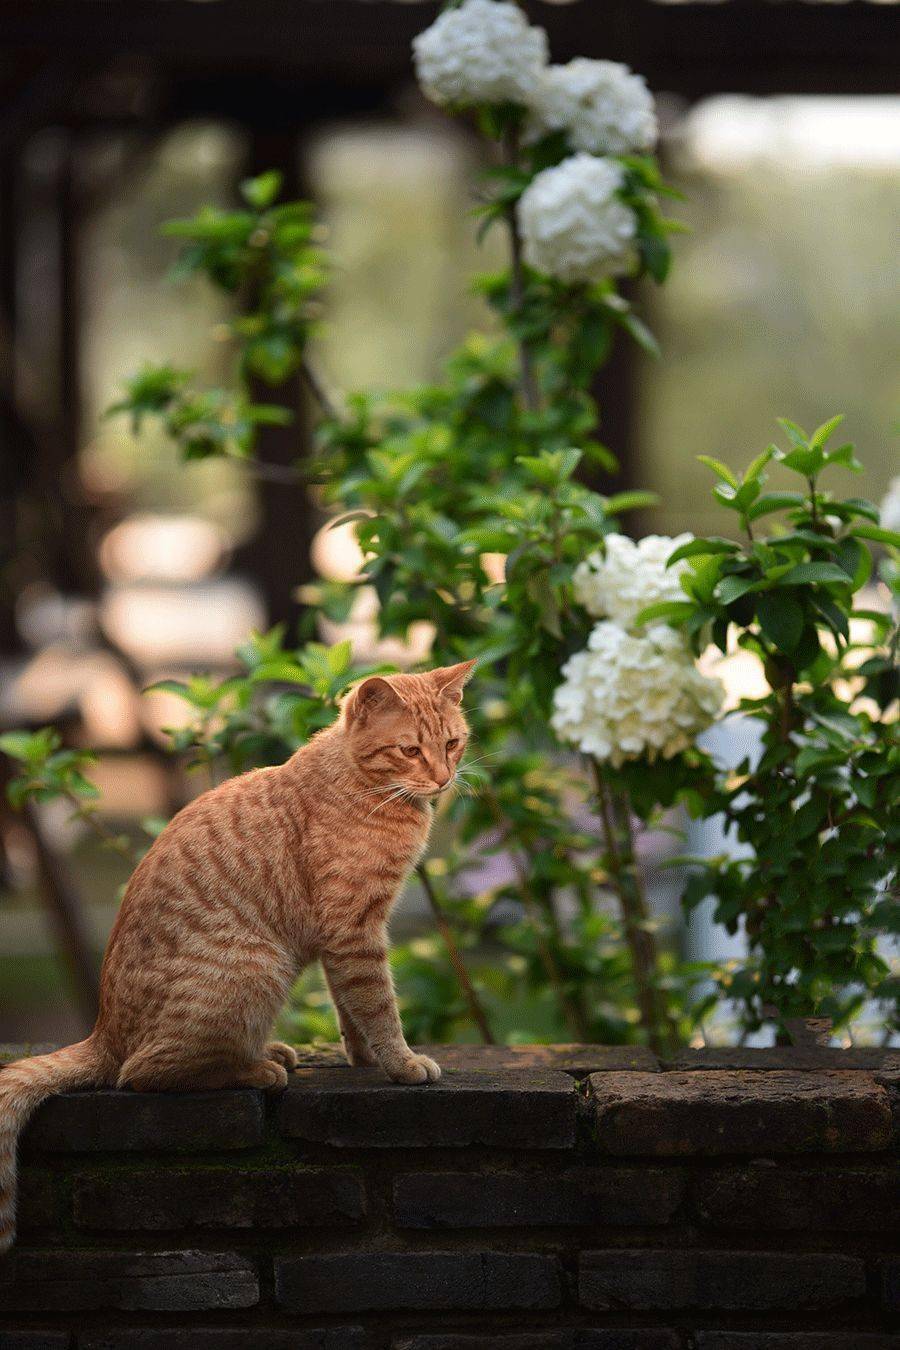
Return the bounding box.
[1,0,898,1043]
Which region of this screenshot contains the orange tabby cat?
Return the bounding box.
[0,660,475,1252]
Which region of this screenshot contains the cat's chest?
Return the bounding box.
[309,803,431,886]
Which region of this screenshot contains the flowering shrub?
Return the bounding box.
[412,0,548,108]
[525,59,658,156]
[552,623,723,766]
[573,533,694,627]
[517,155,636,283]
[652,418,899,1037]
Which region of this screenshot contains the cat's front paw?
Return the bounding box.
[266,1041,299,1071]
[389,1053,441,1085]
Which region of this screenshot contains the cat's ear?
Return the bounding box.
[346,676,406,724]
[430,659,477,705]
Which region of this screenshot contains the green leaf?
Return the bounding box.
[666,537,738,566]
[240,170,283,209]
[616,310,660,357]
[778,562,853,587]
[603,490,659,516]
[697,456,739,489]
[809,413,844,450]
[756,592,803,653]
[852,523,900,549]
[717,574,761,605]
[633,600,695,628]
[747,492,805,521]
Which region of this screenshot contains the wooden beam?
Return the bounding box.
[0,2,896,98]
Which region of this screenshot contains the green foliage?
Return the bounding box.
[106,171,327,464]
[664,418,899,1035]
[0,728,98,811]
[145,628,390,779]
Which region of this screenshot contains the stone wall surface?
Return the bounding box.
[0,1044,897,1349]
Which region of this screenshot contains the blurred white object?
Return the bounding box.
[526,59,657,155]
[100,579,265,668]
[99,513,229,584]
[517,155,636,283]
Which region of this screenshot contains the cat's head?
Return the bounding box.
[342,661,475,799]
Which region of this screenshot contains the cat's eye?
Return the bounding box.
[446,738,459,751]
[401,745,421,758]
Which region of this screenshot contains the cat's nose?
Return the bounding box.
[434,773,451,790]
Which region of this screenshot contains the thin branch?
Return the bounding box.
[300,355,340,421]
[590,757,678,1057]
[416,862,496,1045]
[502,127,541,415]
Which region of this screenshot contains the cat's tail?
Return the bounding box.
[0,1037,108,1253]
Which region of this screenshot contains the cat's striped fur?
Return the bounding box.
[0,661,474,1252]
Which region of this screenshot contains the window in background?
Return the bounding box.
[310,120,503,392]
[643,96,900,538]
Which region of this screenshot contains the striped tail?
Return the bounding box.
[0,1038,105,1252]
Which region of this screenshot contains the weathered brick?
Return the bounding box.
[579,1249,864,1310]
[394,1166,684,1227]
[0,1334,70,1350]
[394,1334,679,1350]
[417,1044,660,1074]
[694,1337,900,1350]
[589,1070,892,1154]
[667,1047,899,1072]
[16,1170,57,1230]
[278,1068,576,1148]
[275,1251,561,1312]
[883,1256,900,1310]
[24,1090,263,1154]
[0,1250,258,1311]
[394,1333,679,1349]
[80,1332,363,1350]
[696,1162,900,1230]
[73,1165,364,1229]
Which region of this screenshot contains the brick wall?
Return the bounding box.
[0,1044,897,1350]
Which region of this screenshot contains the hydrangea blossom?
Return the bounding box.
[412,0,548,108]
[551,621,724,765]
[880,476,900,535]
[525,59,658,156]
[516,154,636,283]
[573,533,693,629]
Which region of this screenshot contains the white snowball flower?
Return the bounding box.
[574,533,693,629]
[552,621,723,766]
[516,154,636,284]
[526,59,658,156]
[412,0,548,108]
[880,476,900,535]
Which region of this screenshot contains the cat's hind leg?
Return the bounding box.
[118,1043,288,1092]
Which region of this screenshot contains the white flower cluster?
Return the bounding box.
[526,59,658,156]
[554,533,723,764]
[412,0,548,109]
[573,532,693,627]
[880,476,900,536]
[412,2,661,285]
[552,622,723,766]
[517,154,636,284]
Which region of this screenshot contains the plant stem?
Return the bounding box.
[590,757,677,1057]
[65,791,140,864]
[300,355,339,421]
[479,782,590,1040]
[416,863,496,1045]
[502,128,541,415]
